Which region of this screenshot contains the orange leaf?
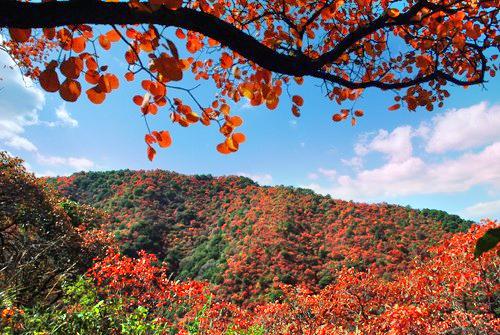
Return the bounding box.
[59,79,82,102]
[226,137,239,152]
[149,82,166,97]
[146,104,158,115]
[43,28,56,40]
[99,34,111,50]
[145,134,156,145]
[186,112,200,123]
[60,57,84,79]
[388,104,401,111]
[106,30,121,43]
[85,70,100,85]
[71,36,87,53]
[147,146,156,161]
[86,87,106,104]
[229,115,243,127]
[125,50,138,64]
[85,57,98,71]
[152,53,183,82]
[133,95,144,106]
[219,124,233,137]
[294,77,304,85]
[175,29,186,39]
[220,104,231,115]
[125,72,135,82]
[292,95,304,107]
[216,142,231,154]
[107,74,120,90]
[9,28,31,43]
[354,110,364,117]
[332,113,343,122]
[98,75,112,93]
[39,69,60,93]
[266,96,279,110]
[221,53,233,69]
[388,8,400,18]
[153,130,172,148]
[232,132,246,144]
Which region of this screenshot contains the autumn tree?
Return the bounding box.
[0,0,498,158]
[0,152,111,307]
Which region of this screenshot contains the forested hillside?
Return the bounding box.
[2,155,498,334]
[49,170,472,303]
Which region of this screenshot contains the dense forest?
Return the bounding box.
[1,153,499,334]
[48,169,473,303]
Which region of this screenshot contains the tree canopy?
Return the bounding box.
[1,0,498,159]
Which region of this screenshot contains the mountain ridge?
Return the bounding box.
[48,169,473,303]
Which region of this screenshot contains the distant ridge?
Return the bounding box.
[49,169,473,303]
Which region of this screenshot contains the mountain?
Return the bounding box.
[2,157,497,334]
[48,170,473,303]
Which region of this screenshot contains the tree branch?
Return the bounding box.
[0,1,489,90]
[0,0,313,76]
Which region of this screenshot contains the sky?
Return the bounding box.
[0,31,499,222]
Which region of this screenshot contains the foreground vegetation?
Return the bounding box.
[1,152,499,334]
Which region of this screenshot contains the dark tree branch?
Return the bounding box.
[0,0,489,89]
[0,1,313,76]
[312,0,465,68]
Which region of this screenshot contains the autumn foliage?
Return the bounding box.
[1,0,498,159]
[49,169,474,304]
[1,154,499,334]
[0,152,113,307]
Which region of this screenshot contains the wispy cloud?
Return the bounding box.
[317,168,337,181]
[237,172,273,185]
[424,102,500,153]
[0,51,44,152]
[36,153,95,172]
[0,51,93,175]
[0,52,79,153]
[54,103,78,128]
[463,199,500,219]
[355,126,414,163]
[306,102,500,201]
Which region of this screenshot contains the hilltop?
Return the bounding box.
[48,169,472,303]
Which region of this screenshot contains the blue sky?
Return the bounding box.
[0,33,499,221]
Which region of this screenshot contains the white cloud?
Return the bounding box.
[0,52,79,154]
[54,103,78,127]
[356,126,414,162]
[307,172,319,180]
[464,199,500,219]
[0,51,45,152]
[34,170,59,178]
[318,168,337,180]
[0,51,93,175]
[37,154,95,171]
[341,156,363,169]
[306,103,500,201]
[237,172,273,185]
[3,134,38,152]
[326,142,500,198]
[425,102,500,153]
